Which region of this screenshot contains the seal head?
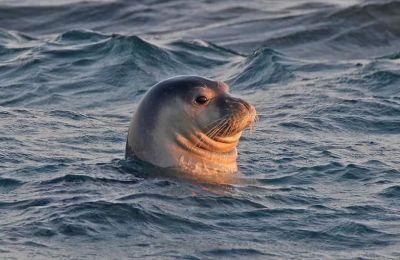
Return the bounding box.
[126,75,256,179]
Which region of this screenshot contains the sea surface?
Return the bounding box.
[1,0,400,259]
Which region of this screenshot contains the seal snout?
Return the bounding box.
[211,95,257,137]
[228,96,253,112]
[232,97,256,122]
[232,97,257,131]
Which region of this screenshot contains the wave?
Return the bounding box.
[3,27,397,111]
[250,1,400,59]
[0,29,298,108]
[0,177,24,190]
[380,185,400,198]
[228,48,294,89]
[39,174,139,185]
[0,0,399,59]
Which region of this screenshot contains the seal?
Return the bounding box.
[126,75,256,181]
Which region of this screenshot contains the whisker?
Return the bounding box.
[206,116,231,137]
[191,116,231,150]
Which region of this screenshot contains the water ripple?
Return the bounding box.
[1,0,400,259]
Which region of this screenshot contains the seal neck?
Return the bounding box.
[170,126,240,170]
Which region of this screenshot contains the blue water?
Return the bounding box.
[1,0,400,258]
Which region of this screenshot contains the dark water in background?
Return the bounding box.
[1,0,400,258]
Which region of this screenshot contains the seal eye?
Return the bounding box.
[195,96,208,105]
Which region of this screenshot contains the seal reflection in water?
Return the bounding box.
[126,76,256,184]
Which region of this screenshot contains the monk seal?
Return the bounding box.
[125,75,256,181]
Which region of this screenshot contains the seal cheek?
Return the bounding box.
[195,103,222,132]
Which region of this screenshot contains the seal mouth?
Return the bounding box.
[204,99,257,138]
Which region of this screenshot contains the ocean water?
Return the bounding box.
[1,0,400,258]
